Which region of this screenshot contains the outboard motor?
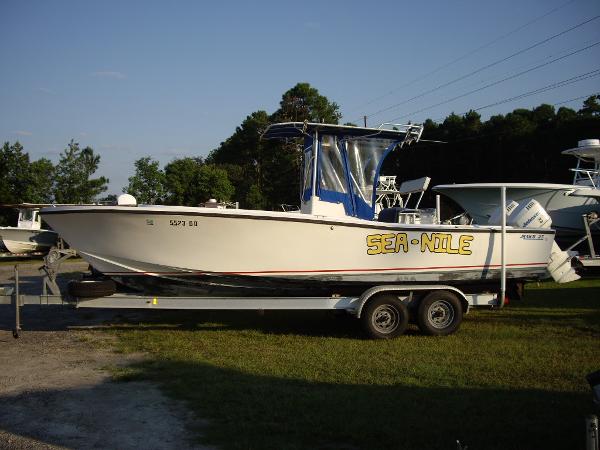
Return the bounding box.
[489,199,580,284]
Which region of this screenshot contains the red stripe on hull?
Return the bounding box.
[103,262,548,277]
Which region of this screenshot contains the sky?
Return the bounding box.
[1,0,599,195]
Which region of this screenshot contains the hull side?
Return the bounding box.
[42,207,555,295]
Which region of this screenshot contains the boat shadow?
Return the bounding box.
[108,308,445,338]
[0,305,386,338]
[0,359,590,449]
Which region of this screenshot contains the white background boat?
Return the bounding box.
[434,139,600,241]
[0,207,58,255]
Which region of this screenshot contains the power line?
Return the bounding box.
[386,41,600,121]
[431,92,599,123]
[553,92,599,106]
[470,71,600,113]
[426,70,600,124]
[344,0,577,118]
[459,37,599,91]
[353,13,600,124]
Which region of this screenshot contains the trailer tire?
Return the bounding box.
[68,279,116,298]
[417,290,462,336]
[362,295,408,339]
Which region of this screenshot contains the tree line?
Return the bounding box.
[1,82,599,226]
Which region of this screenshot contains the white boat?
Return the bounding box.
[433,139,600,241]
[40,123,565,296]
[0,207,58,255]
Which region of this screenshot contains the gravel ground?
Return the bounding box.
[0,260,209,449]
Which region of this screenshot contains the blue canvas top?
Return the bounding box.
[262,122,424,220]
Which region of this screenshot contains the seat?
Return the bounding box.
[378,176,434,224]
[397,176,431,210]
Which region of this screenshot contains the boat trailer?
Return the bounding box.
[0,247,501,339]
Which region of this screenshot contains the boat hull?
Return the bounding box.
[0,228,58,254]
[434,183,599,241]
[41,206,555,296]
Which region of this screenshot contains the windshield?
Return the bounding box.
[319,135,348,194]
[19,209,34,221]
[344,138,396,208]
[302,145,314,198]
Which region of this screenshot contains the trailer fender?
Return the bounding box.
[354,285,469,319]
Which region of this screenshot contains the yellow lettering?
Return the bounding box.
[381,233,396,254]
[419,233,474,255]
[436,234,447,253]
[367,234,383,255]
[368,232,473,256]
[447,234,459,254]
[395,233,409,253]
[459,235,473,255]
[421,233,435,253]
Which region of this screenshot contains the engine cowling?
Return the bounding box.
[488,199,579,284]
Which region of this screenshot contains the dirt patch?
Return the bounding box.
[0,261,210,449]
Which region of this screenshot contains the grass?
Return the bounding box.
[110,279,600,450]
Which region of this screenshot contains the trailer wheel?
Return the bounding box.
[68,279,116,298]
[417,290,463,336]
[362,295,408,339]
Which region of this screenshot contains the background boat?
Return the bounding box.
[0,206,58,255]
[433,139,600,245]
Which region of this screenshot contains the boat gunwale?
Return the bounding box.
[41,206,555,235]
